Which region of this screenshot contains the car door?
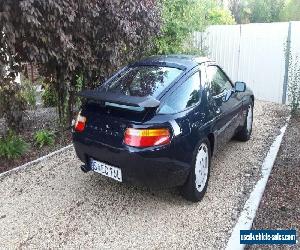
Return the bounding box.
[206,65,242,151]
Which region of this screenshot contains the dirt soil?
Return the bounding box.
[250,116,300,250]
[0,108,72,173]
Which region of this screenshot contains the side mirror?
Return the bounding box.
[235,81,246,92]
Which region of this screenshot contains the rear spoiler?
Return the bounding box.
[76,90,160,109]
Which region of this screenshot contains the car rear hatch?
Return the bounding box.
[77,90,160,148]
[75,64,184,149]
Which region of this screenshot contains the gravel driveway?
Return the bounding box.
[0,101,288,249]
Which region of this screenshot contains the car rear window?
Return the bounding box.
[101,66,183,98]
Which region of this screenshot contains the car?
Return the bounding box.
[72,55,254,202]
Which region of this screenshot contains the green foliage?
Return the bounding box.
[34,130,55,148]
[280,0,300,21]
[248,0,285,23]
[21,78,37,109]
[0,132,28,159]
[206,7,236,25]
[287,55,300,115]
[42,83,58,108]
[154,0,234,55]
[229,0,251,24]
[153,0,203,54]
[229,0,284,23]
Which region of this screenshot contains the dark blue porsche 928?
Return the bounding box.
[72,55,254,202]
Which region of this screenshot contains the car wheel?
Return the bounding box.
[181,138,211,202]
[235,100,253,141]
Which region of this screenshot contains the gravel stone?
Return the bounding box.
[0,101,288,249]
[249,115,300,250]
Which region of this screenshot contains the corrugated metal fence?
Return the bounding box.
[194,22,300,104]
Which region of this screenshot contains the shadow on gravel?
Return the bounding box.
[82,172,191,206]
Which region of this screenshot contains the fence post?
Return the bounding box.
[237,24,242,81]
[282,22,292,104]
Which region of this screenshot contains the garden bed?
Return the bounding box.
[0,108,72,173]
[250,115,300,249]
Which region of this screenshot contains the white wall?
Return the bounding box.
[194,22,300,104]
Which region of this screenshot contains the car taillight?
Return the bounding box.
[124,128,171,148]
[74,112,86,132]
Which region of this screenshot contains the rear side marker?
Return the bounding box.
[124,128,171,148]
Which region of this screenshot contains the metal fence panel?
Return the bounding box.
[194,22,300,104]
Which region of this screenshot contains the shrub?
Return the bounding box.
[0,132,28,159]
[280,0,300,21]
[288,55,300,115]
[42,84,58,107]
[206,7,236,25]
[154,0,235,55]
[154,0,206,54]
[1,0,161,126]
[21,78,37,109]
[34,130,55,148]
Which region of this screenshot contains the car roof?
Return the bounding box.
[131,54,214,71]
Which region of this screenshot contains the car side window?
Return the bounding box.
[158,72,201,114]
[206,66,232,96]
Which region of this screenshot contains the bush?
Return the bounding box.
[1,0,161,126]
[42,84,58,107]
[154,0,235,55]
[206,7,236,25]
[154,0,207,54]
[288,55,300,115]
[280,0,300,21]
[34,130,55,148]
[21,78,37,109]
[0,132,28,159]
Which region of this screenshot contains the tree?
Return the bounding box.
[248,0,285,23]
[154,0,235,54]
[229,0,251,24]
[206,7,236,25]
[280,0,300,21]
[153,0,203,54]
[229,0,286,24]
[0,0,161,128]
[0,37,26,132]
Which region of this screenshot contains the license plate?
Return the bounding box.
[90,159,122,182]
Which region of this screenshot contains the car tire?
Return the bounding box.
[235,100,254,142]
[181,138,211,202]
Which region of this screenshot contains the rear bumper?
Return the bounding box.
[73,135,191,188]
